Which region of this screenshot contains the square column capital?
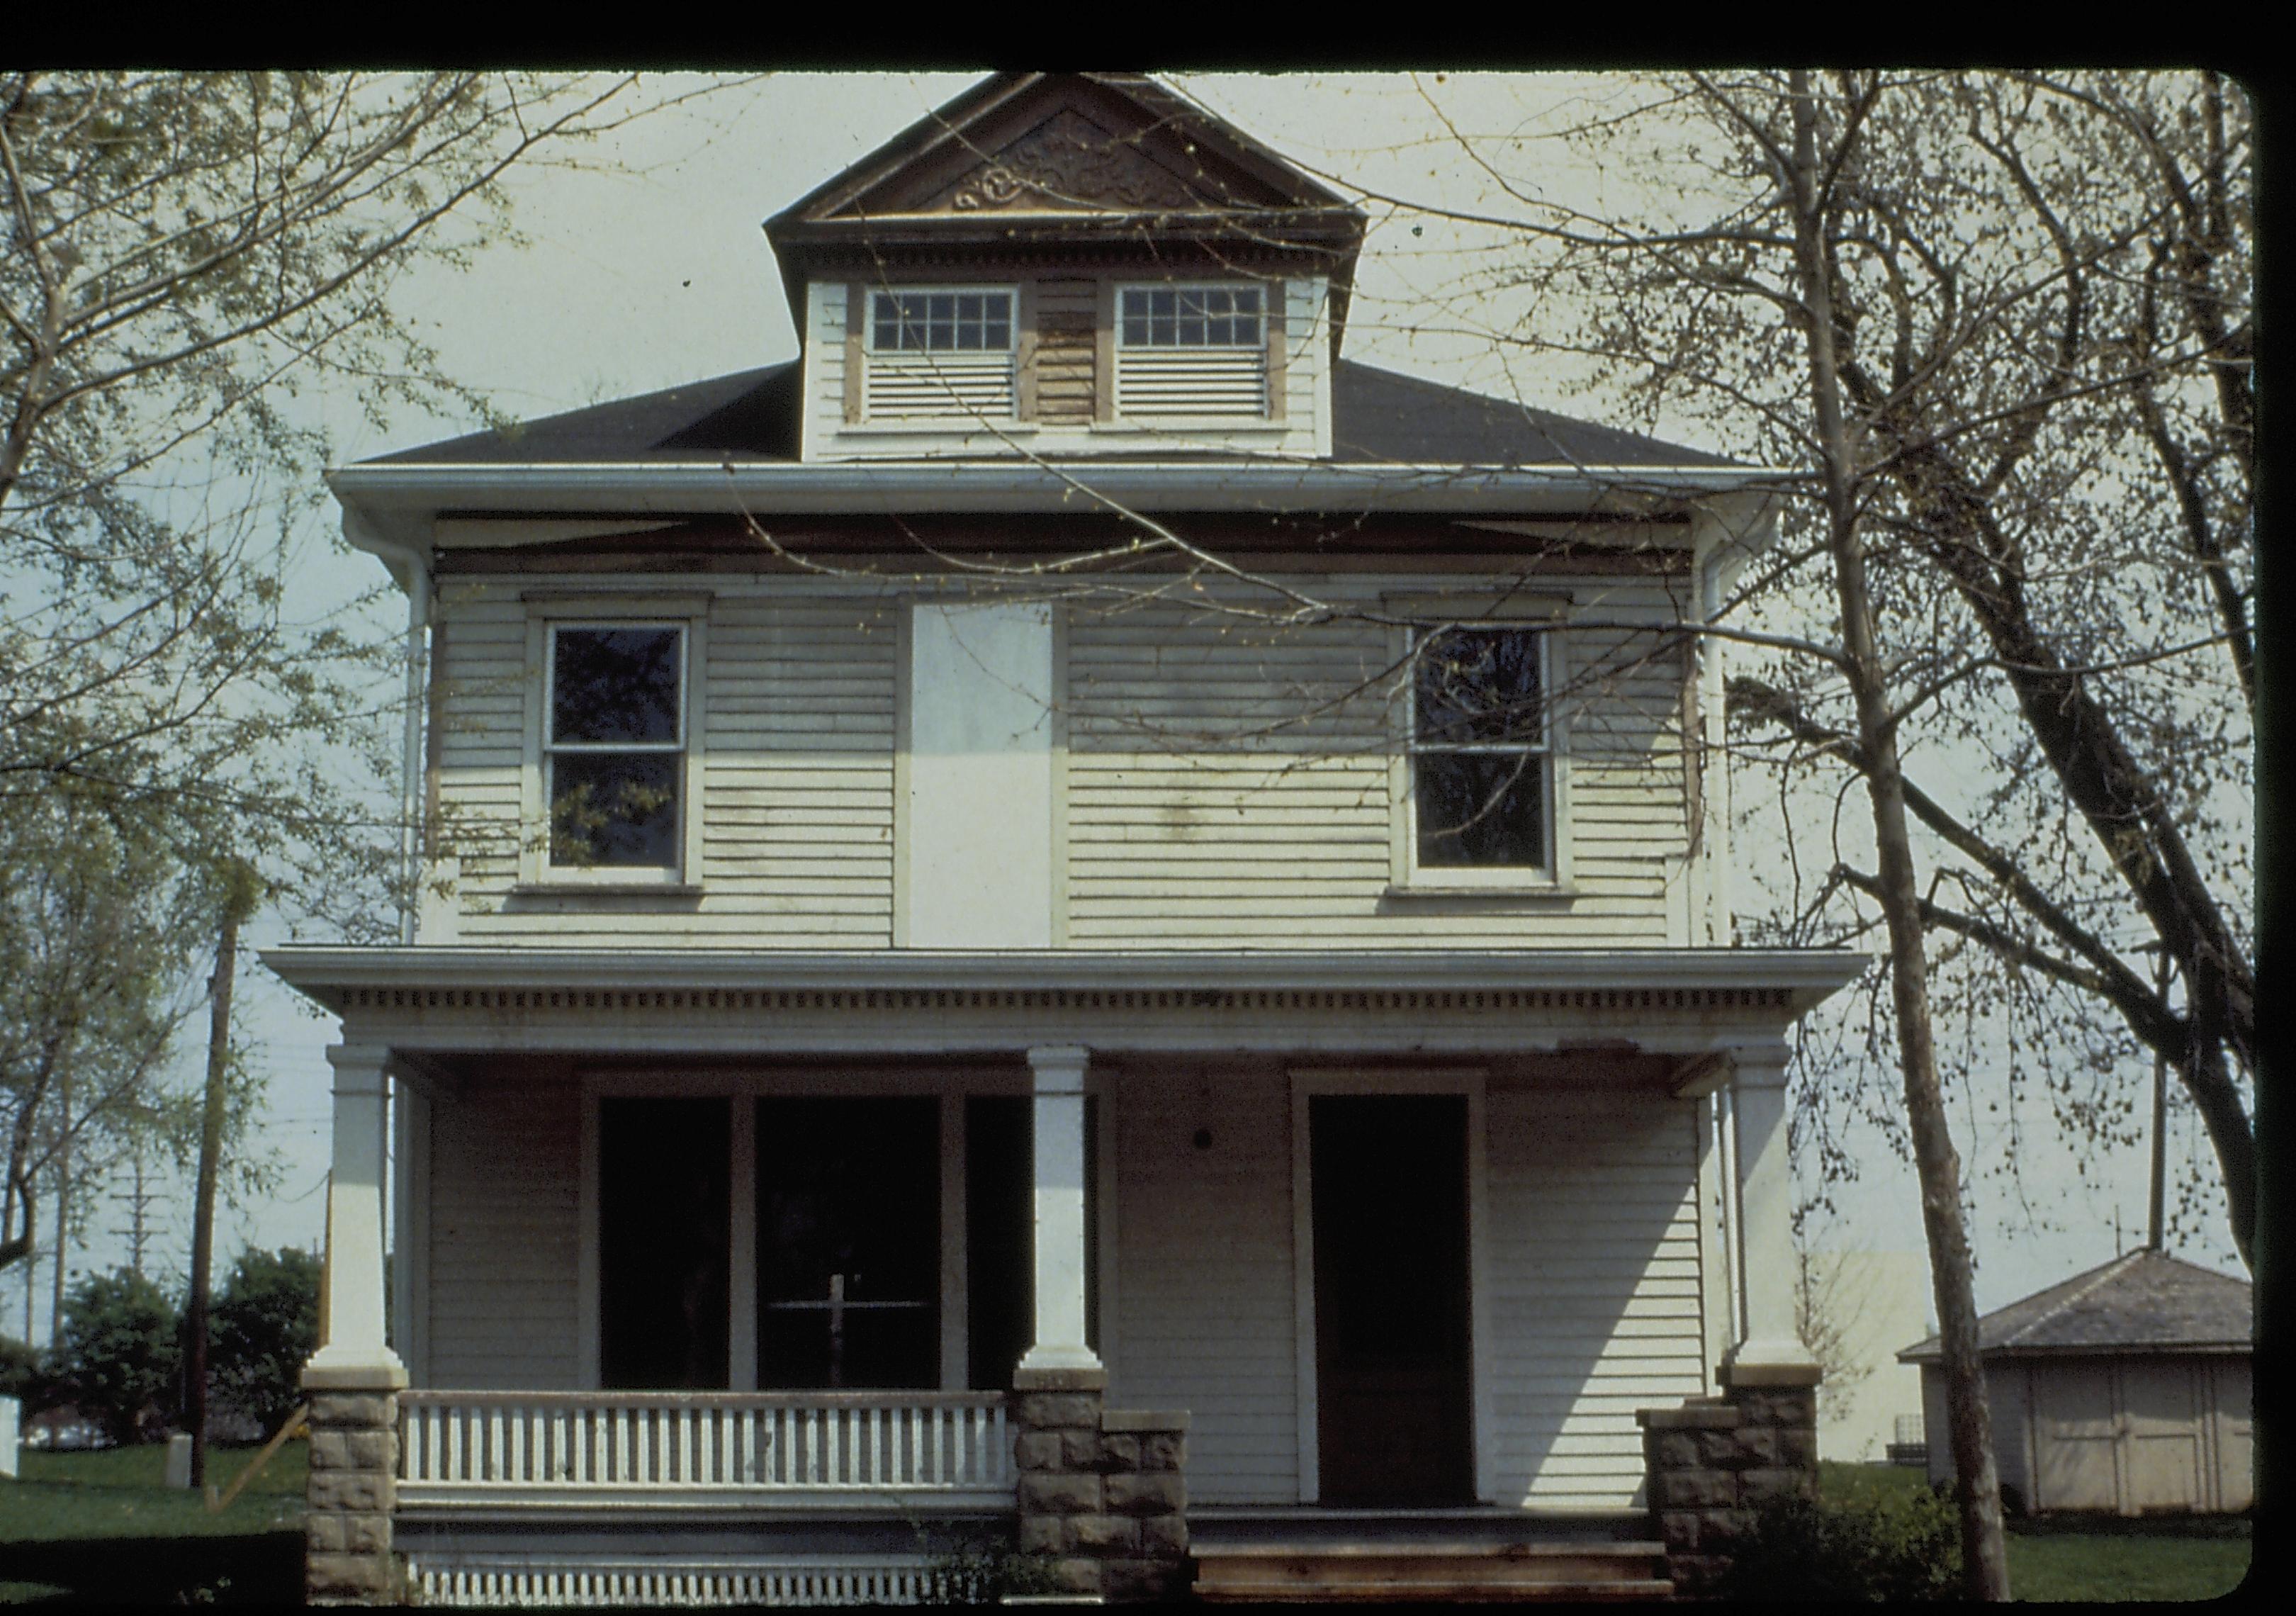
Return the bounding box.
[1027,1044,1091,1092]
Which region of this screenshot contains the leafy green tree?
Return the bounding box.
[46,1266,181,1444]
[0,1331,40,1401]
[208,1245,319,1438]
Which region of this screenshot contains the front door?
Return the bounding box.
[1311,1094,1474,1505]
[755,1097,940,1388]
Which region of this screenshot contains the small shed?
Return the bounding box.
[1898,1250,2251,1515]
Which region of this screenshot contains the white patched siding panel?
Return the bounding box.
[428,581,898,946]
[1064,578,1692,947]
[1485,1087,1706,1508]
[427,1068,580,1388]
[1112,1065,1299,1504]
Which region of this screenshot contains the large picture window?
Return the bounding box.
[862,287,1017,420]
[1115,283,1268,417]
[1409,626,1549,871]
[546,624,686,870]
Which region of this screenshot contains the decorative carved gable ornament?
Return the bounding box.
[928,110,1208,213]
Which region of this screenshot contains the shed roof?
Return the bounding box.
[367,357,1733,471]
[1898,1249,2251,1363]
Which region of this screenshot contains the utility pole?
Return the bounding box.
[184,865,261,1488]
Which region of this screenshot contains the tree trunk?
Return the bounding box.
[1786,72,2010,1600]
[184,902,241,1488]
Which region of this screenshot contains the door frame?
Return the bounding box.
[1290,1067,1492,1505]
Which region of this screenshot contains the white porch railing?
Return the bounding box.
[398,1391,1012,1510]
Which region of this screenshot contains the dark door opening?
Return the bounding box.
[755,1097,940,1388]
[1310,1093,1473,1505]
[599,1096,731,1390]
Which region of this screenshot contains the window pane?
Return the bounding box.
[551,752,680,868]
[553,627,680,744]
[1414,628,1542,746]
[1416,751,1546,868]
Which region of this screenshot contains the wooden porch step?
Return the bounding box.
[1191,1541,1674,1604]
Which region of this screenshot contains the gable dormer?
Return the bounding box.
[765,73,1365,462]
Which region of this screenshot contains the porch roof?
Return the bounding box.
[263,946,1865,1067]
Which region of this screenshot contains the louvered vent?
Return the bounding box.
[863,352,1015,422]
[1115,348,1268,417]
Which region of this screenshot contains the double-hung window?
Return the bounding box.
[864,288,1016,420]
[1115,284,1268,417]
[1406,624,1553,877]
[544,624,688,874]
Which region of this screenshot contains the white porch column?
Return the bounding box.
[1018,1043,1102,1376]
[305,1043,407,1390]
[1721,1039,1821,1387]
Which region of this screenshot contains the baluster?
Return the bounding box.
[483,1404,500,1483]
[828,1403,844,1485]
[701,1403,716,1486]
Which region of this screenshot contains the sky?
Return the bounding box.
[12,71,2245,1347]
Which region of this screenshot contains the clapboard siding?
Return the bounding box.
[1033,277,1096,422]
[429,582,897,945]
[1485,1087,1706,1509]
[426,1066,581,1389]
[1063,584,1692,948]
[1111,1065,1300,1504]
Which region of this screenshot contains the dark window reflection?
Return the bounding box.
[548,626,682,869]
[1413,627,1547,868]
[600,1097,730,1390]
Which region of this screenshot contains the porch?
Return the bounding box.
[268,946,1859,1603]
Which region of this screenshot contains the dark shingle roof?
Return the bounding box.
[1898,1250,2251,1363]
[366,359,1731,472]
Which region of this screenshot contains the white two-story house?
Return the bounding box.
[269,72,1859,1605]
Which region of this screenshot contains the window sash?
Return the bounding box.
[545,623,687,870]
[1408,626,1550,870]
[1118,285,1265,348]
[869,290,1015,353]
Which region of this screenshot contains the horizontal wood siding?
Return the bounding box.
[1064,578,1692,947]
[427,1064,581,1389]
[429,581,896,944]
[1484,1085,1706,1509]
[1032,277,1096,423]
[1111,1065,1299,1504]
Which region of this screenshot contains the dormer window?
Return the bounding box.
[863,288,1016,420]
[1116,284,1268,417]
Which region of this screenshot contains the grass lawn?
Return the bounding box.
[1820,1461,2253,1602]
[0,1441,306,1604]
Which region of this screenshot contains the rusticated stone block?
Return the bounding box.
[309,1393,393,1428]
[1015,1430,1064,1471]
[1137,1432,1186,1471]
[1045,1558,1103,1596]
[306,1552,393,1602]
[1061,1429,1105,1469]
[339,1514,390,1556]
[1105,1472,1184,1515]
[1659,1510,1701,1552]
[1652,1469,1733,1510]
[1696,1428,1756,1469]
[1735,1388,1816,1428]
[308,1469,389,1514]
[1019,1471,1103,1515]
[1137,1513,1189,1556]
[1777,1425,1819,1469]
[1698,1505,1753,1544]
[347,1430,395,1470]
[1071,1513,1139,1552]
[1016,1393,1101,1431]
[1098,1432,1139,1471]
[308,1430,355,1470]
[1018,1515,1065,1555]
[1648,1430,1701,1469]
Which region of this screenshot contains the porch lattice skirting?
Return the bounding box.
[406,1556,940,1607]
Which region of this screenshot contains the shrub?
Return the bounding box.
[46,1267,181,1444]
[209,1246,320,1437]
[0,1332,42,1401]
[1718,1481,1964,1601]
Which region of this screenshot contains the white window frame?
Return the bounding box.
[1386,595,1573,895]
[1113,279,1272,420]
[860,284,1019,424]
[519,595,709,892]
